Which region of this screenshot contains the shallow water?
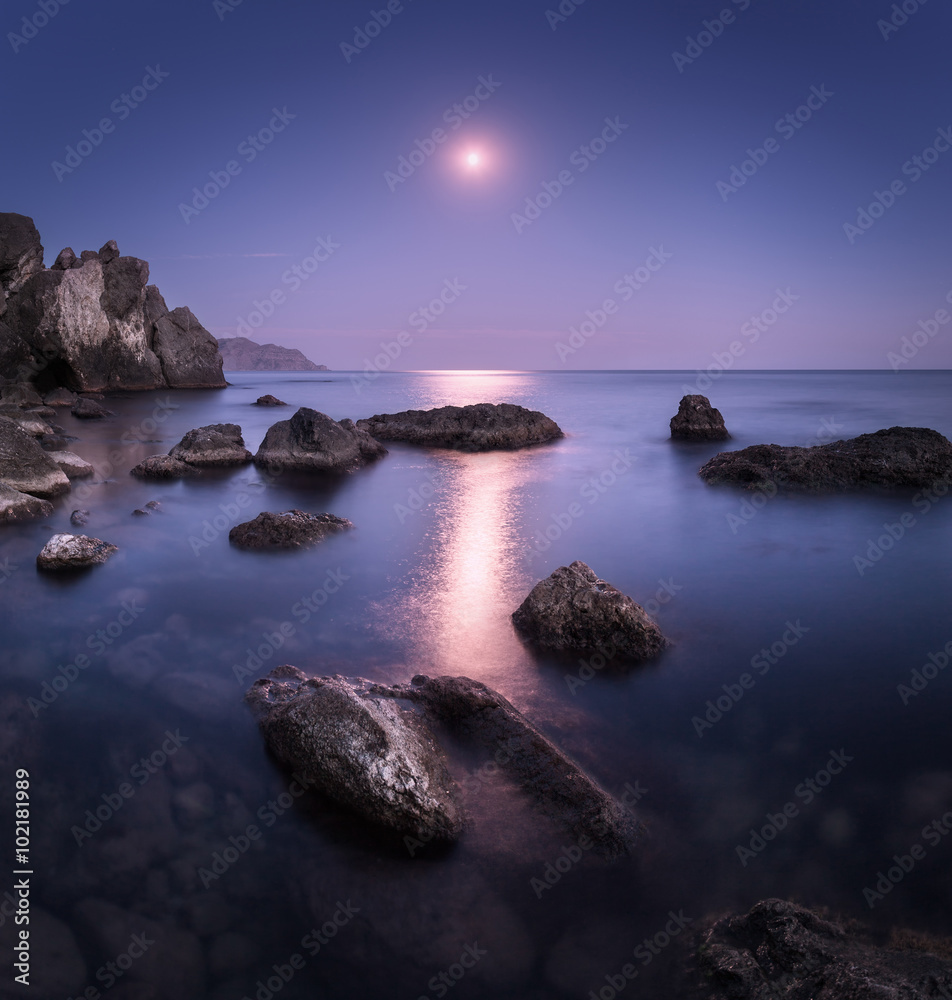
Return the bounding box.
[2,370,951,999]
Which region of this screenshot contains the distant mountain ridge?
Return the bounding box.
[216,336,328,371]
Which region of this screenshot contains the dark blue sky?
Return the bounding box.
[4,0,951,369]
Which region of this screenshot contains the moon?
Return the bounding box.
[466,152,480,167]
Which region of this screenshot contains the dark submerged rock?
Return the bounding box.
[70,508,89,526]
[168,423,252,466]
[228,510,353,550]
[254,407,387,473]
[129,455,199,480]
[396,674,641,858]
[254,394,286,406]
[71,397,113,419]
[683,898,952,1000]
[36,532,117,570]
[245,666,463,841]
[699,426,952,491]
[670,394,730,441]
[512,560,666,660]
[356,402,563,452]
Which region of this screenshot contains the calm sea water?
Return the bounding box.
[2,370,951,999]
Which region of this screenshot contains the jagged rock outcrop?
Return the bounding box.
[216,336,327,371]
[167,423,252,466]
[245,666,463,841]
[512,560,667,660]
[254,407,387,473]
[129,455,200,480]
[229,510,353,550]
[356,402,563,452]
[0,416,70,497]
[395,674,643,858]
[670,394,730,441]
[0,482,53,523]
[682,898,952,999]
[0,213,226,392]
[699,426,952,491]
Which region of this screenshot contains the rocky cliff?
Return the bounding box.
[216,336,327,371]
[0,213,225,392]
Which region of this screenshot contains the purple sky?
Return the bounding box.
[4,0,952,370]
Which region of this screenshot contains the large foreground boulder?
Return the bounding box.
[229,510,353,550]
[395,674,642,858]
[254,407,387,473]
[699,426,952,491]
[0,213,226,391]
[0,416,70,496]
[683,898,952,999]
[512,561,667,660]
[168,423,252,466]
[670,394,729,441]
[356,402,563,452]
[0,482,53,523]
[245,666,463,841]
[36,533,117,570]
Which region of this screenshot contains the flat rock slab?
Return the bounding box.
[229,510,353,549]
[48,450,94,478]
[670,394,730,441]
[393,674,642,859]
[356,402,563,451]
[245,666,463,841]
[71,397,114,419]
[0,416,70,497]
[130,455,200,479]
[684,898,952,999]
[168,423,252,466]
[512,560,667,660]
[699,426,952,491]
[254,407,387,473]
[0,482,53,523]
[36,532,117,570]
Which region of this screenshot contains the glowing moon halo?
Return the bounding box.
[466,152,481,167]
